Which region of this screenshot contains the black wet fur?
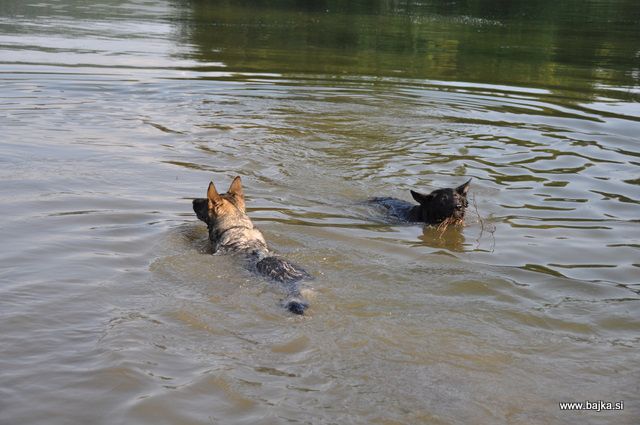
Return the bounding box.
[371,179,471,225]
[256,256,311,283]
[255,256,310,315]
[193,198,209,223]
[284,299,309,315]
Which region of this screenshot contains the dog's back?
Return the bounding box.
[369,197,417,222]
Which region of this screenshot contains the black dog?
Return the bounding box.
[371,179,471,225]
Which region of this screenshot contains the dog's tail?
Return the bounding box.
[282,294,308,315]
[255,255,310,315]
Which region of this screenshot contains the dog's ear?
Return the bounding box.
[227,176,245,211]
[228,176,244,198]
[456,178,471,196]
[411,190,432,205]
[207,181,222,209]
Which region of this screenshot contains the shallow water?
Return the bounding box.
[1,0,639,424]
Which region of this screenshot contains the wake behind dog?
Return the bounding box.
[192,176,310,315]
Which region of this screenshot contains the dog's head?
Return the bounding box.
[193,176,246,227]
[410,179,471,224]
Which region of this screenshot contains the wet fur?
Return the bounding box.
[193,177,310,315]
[371,179,471,226]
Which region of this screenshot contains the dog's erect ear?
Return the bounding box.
[227,176,245,211]
[228,176,244,198]
[411,190,432,205]
[207,181,222,209]
[456,178,471,196]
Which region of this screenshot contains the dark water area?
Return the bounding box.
[1,1,639,424]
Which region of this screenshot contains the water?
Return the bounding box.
[1,1,639,423]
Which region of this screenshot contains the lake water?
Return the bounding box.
[1,0,639,423]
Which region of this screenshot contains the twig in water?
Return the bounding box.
[435,216,464,237]
[472,193,495,252]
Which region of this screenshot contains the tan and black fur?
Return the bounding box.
[193,176,310,314]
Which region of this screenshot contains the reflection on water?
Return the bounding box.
[1,0,639,424]
[179,0,640,94]
[418,224,468,252]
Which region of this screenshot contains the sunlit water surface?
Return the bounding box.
[1,1,639,424]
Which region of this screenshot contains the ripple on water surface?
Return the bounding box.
[1,1,640,424]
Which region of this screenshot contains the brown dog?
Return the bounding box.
[192,177,310,314]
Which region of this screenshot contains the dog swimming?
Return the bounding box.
[371,179,471,226]
[192,176,310,315]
